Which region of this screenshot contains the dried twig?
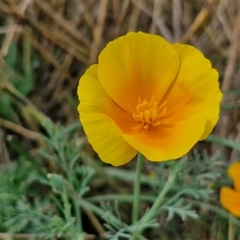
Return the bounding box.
[128,4,141,32]
[34,0,90,47]
[150,0,162,34]
[0,0,30,56]
[181,0,220,43]
[89,0,109,64]
[172,0,182,41]
[221,9,240,92]
[0,117,40,140]
[0,128,10,164]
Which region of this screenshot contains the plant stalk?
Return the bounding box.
[228,215,235,240]
[132,153,143,223]
[137,167,177,234]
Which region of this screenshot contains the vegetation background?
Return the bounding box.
[0,0,240,239]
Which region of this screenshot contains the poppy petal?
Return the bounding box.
[220,187,240,217]
[228,162,240,192]
[161,43,222,140]
[123,114,206,161]
[78,65,138,166]
[98,32,180,114]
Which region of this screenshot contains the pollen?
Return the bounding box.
[132,97,167,131]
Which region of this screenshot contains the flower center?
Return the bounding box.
[132,97,167,131]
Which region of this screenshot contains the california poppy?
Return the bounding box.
[77,32,222,166]
[220,162,240,217]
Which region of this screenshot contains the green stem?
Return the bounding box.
[68,168,82,235]
[138,168,176,231]
[73,195,82,235]
[62,188,72,223]
[61,188,76,239]
[228,215,235,240]
[132,153,143,223]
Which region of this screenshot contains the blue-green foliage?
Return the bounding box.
[0,121,238,239]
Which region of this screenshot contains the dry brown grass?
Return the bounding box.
[0,0,239,134]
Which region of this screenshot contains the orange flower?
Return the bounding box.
[77,32,222,166]
[220,162,240,217]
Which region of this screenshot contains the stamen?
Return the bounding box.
[132,97,169,131]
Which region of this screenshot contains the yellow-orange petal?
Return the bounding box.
[161,43,222,140]
[123,114,206,161]
[78,65,138,166]
[220,187,240,217]
[228,162,240,192]
[98,32,180,114]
